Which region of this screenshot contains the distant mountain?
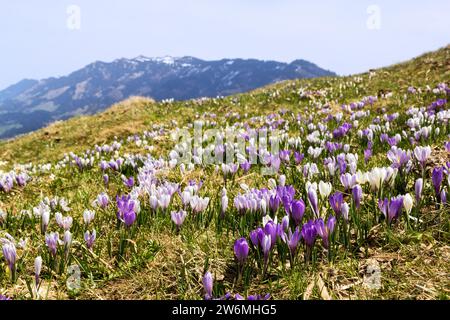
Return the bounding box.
[0,56,335,139]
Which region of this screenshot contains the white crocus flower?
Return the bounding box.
[268,178,277,190]
[279,175,286,187]
[356,170,368,184]
[318,181,332,199]
[403,194,414,215]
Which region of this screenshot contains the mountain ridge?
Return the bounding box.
[0,56,335,139]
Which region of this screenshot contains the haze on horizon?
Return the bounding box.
[0,0,449,90]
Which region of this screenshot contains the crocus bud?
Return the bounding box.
[290,199,305,226]
[301,220,317,248]
[203,272,213,300]
[329,192,344,217]
[441,189,447,204]
[221,188,228,216]
[432,167,444,202]
[2,241,17,281]
[307,186,319,217]
[415,178,423,203]
[41,210,50,234]
[63,230,72,247]
[123,209,136,227]
[84,230,96,250]
[352,185,363,210]
[234,238,249,264]
[284,227,301,255]
[34,256,42,287]
[281,215,289,232]
[264,221,277,248]
[250,228,260,247]
[269,195,280,214]
[403,194,414,215]
[45,232,59,257]
[341,202,350,221]
[315,215,336,248]
[279,175,286,187]
[261,234,272,263]
[103,174,109,186]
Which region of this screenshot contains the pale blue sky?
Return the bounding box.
[0,0,449,90]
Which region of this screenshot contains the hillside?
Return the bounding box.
[0,56,335,139]
[0,45,449,300]
[0,46,448,165]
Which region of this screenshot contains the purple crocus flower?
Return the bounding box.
[294,152,304,165]
[116,195,138,225]
[283,227,301,256]
[276,185,296,203]
[0,294,11,300]
[414,146,432,169]
[329,192,344,217]
[307,186,319,217]
[261,234,272,265]
[378,197,404,224]
[387,147,410,169]
[235,293,271,300]
[95,192,109,209]
[203,272,213,300]
[282,195,292,215]
[234,238,249,264]
[301,220,317,249]
[84,230,96,250]
[333,123,352,139]
[2,241,16,280]
[103,174,109,186]
[240,161,251,173]
[122,176,135,189]
[337,154,347,174]
[264,221,277,248]
[269,195,281,214]
[352,185,363,210]
[123,210,136,227]
[250,228,260,248]
[279,150,291,163]
[271,154,281,171]
[340,173,357,190]
[315,215,336,249]
[171,210,187,228]
[445,141,450,153]
[45,232,59,257]
[250,293,271,300]
[388,197,404,223]
[432,167,444,202]
[364,148,372,164]
[290,199,305,226]
[415,178,423,203]
[15,174,27,187]
[100,161,109,171]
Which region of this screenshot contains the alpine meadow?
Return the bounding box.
[0,44,449,301]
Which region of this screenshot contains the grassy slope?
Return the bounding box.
[0,45,449,300]
[1,46,448,166]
